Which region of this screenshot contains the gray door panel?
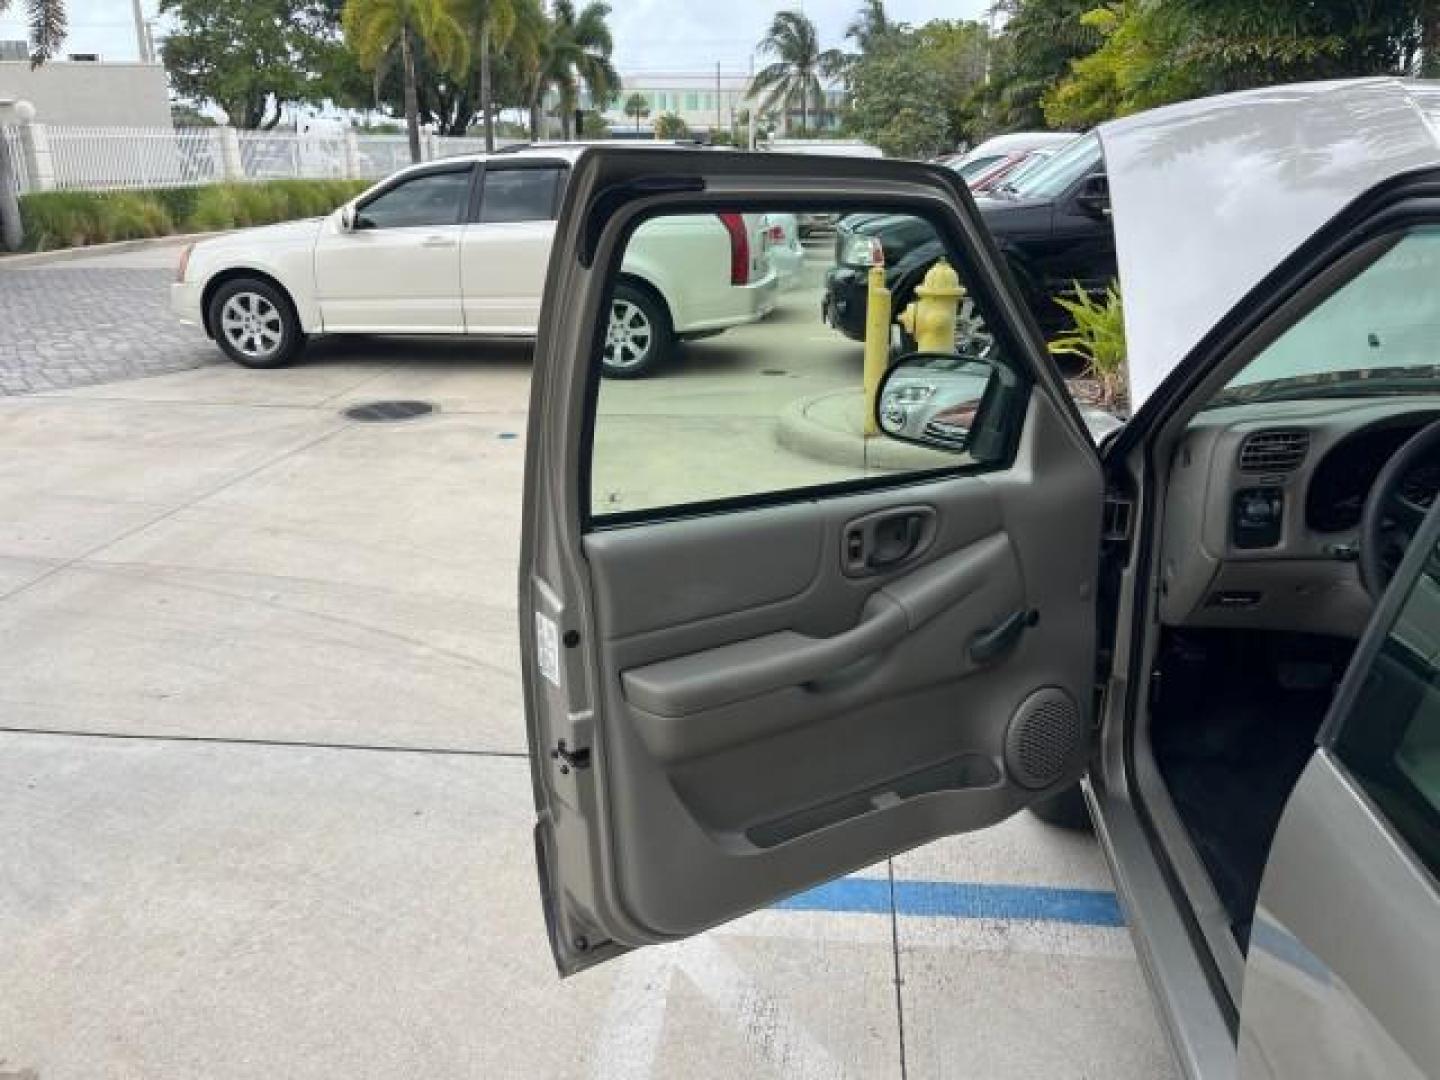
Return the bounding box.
[575,391,1101,944]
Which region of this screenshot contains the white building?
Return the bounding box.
[0,51,171,128]
[594,70,846,139]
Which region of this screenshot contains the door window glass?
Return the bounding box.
[357,169,471,229]
[1333,532,1440,880]
[479,167,565,224]
[587,205,1027,521]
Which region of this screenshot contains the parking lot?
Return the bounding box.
[0,241,1173,1079]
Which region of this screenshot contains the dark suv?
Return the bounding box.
[823,133,1114,343]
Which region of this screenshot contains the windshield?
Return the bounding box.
[1208,226,1440,408]
[1005,133,1101,199]
[955,154,1004,181]
[998,150,1053,188]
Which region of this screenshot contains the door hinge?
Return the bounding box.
[551,739,591,774]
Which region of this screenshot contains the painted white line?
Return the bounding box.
[592,947,675,1080]
[592,935,848,1080]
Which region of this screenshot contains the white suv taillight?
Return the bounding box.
[176,243,194,283]
[718,212,750,285]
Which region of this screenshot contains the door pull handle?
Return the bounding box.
[969,609,1038,665]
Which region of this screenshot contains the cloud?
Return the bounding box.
[2,0,992,79]
[611,0,991,72]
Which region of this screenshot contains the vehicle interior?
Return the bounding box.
[1129,223,1440,999]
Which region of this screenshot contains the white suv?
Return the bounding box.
[171,146,780,378]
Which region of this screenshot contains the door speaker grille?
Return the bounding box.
[1004,687,1084,789]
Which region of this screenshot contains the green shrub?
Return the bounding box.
[98,192,173,241]
[227,182,280,227]
[187,185,239,232]
[11,178,372,253]
[1048,281,1128,409]
[147,185,202,224]
[17,191,104,249]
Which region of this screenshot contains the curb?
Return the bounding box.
[776,388,962,472]
[0,230,230,268]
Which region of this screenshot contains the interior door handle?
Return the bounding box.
[421,236,456,248]
[844,506,936,575]
[968,609,1038,665]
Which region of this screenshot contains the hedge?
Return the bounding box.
[12,179,371,253]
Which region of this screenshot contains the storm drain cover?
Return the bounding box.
[342,400,436,423]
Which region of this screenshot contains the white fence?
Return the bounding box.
[1,123,519,194]
[47,125,224,190]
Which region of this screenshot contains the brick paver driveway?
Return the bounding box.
[1,258,215,395]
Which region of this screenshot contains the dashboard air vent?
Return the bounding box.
[1239,429,1310,474]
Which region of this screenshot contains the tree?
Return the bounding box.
[1041,0,1433,128]
[845,0,894,54]
[520,0,619,140]
[450,0,525,151]
[846,32,950,157]
[0,0,65,65]
[0,0,66,251]
[170,103,217,126]
[344,0,468,162]
[624,91,651,131]
[162,0,344,129]
[751,11,847,136]
[978,0,1099,134]
[846,20,988,156]
[653,112,688,139]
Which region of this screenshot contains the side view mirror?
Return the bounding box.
[339,204,356,231]
[1074,175,1111,219]
[875,352,1014,458]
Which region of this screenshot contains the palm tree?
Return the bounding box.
[451,0,528,151]
[344,0,468,162]
[751,10,846,137]
[1,0,64,63]
[523,0,619,140]
[624,91,650,131]
[0,0,66,250]
[845,0,892,54]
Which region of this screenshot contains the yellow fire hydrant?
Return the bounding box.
[898,260,965,355]
[861,264,892,437]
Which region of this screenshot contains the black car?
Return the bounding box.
[823,133,1114,345]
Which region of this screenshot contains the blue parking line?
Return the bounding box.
[773,877,1125,927]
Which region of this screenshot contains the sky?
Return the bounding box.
[1,0,993,72]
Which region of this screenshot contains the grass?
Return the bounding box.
[12,179,370,254]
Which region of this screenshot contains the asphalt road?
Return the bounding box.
[0,243,1174,1080]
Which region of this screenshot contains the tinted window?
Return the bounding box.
[479,167,564,224]
[1333,534,1440,881]
[358,170,470,229]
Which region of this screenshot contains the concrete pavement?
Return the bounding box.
[0,246,1172,1079]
